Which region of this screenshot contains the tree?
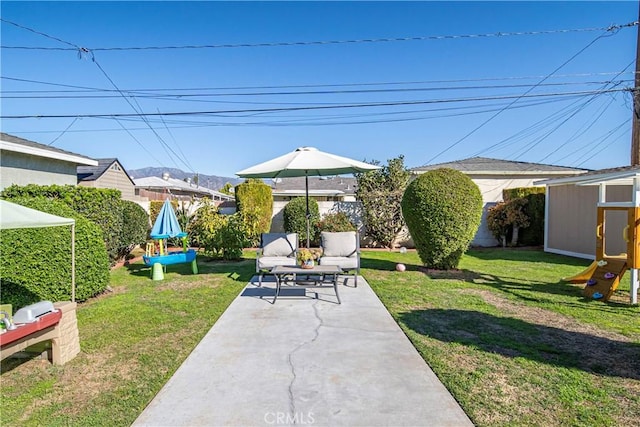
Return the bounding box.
[355,156,410,248]
[401,168,483,270]
[234,179,273,246]
[219,182,234,195]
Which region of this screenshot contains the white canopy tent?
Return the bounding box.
[0,200,76,301]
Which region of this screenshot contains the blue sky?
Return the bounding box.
[1,1,638,181]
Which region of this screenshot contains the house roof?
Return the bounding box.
[0,132,98,166]
[271,176,357,196]
[77,158,136,186]
[411,156,588,176]
[134,176,233,200]
[535,165,640,186]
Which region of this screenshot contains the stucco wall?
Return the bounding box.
[0,151,78,190]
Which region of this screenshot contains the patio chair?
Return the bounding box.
[256,233,298,286]
[318,231,360,287]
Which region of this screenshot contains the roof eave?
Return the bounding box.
[0,140,98,166]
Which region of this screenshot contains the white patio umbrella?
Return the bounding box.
[236,147,381,247]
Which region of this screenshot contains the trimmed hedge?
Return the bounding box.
[2,184,124,263]
[401,168,483,269]
[235,179,273,246]
[0,197,110,308]
[283,196,320,246]
[119,200,149,258]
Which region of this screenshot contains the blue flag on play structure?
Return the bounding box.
[150,199,188,239]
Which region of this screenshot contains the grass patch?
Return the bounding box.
[1,253,254,426]
[2,248,639,426]
[363,248,640,426]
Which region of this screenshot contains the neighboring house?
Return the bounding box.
[411,157,588,246]
[0,132,98,191]
[536,166,640,259]
[269,176,361,233]
[134,173,233,204]
[77,158,136,200]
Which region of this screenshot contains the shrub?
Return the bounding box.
[500,187,545,246]
[0,197,109,308]
[189,200,247,260]
[316,212,356,233]
[487,202,510,246]
[235,179,273,246]
[2,184,124,264]
[487,198,530,246]
[401,168,483,269]
[118,200,149,259]
[283,197,320,246]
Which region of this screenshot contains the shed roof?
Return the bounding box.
[536,165,640,186]
[0,132,97,166]
[411,156,588,176]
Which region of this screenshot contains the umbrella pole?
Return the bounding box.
[305,173,310,248]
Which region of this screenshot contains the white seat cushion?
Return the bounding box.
[258,256,296,270]
[319,256,358,270]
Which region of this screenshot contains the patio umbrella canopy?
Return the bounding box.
[236,147,380,247]
[151,199,187,239]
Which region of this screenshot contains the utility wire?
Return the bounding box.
[2,18,197,174]
[422,26,620,165]
[2,80,631,99]
[47,117,79,146]
[1,19,636,51]
[0,88,628,119]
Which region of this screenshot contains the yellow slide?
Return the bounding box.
[563,261,598,283]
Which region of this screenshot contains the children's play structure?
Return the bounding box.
[564,177,640,304]
[143,199,198,279]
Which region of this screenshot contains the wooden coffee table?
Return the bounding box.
[269,265,342,304]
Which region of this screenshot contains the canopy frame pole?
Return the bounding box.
[305,173,310,248]
[71,223,76,302]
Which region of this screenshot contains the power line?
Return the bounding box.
[1,88,627,119]
[6,17,198,174]
[1,20,637,51]
[422,26,621,165]
[2,93,580,133]
[3,72,635,94]
[2,79,631,100]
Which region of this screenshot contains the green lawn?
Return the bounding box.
[363,248,640,426]
[1,248,639,426]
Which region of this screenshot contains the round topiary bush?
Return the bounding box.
[401,168,483,269]
[283,197,320,246]
[0,197,110,308]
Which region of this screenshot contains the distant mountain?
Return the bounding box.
[128,167,243,192]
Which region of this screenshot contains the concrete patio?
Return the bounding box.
[133,276,472,426]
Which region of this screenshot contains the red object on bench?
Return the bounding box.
[0,310,62,347]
